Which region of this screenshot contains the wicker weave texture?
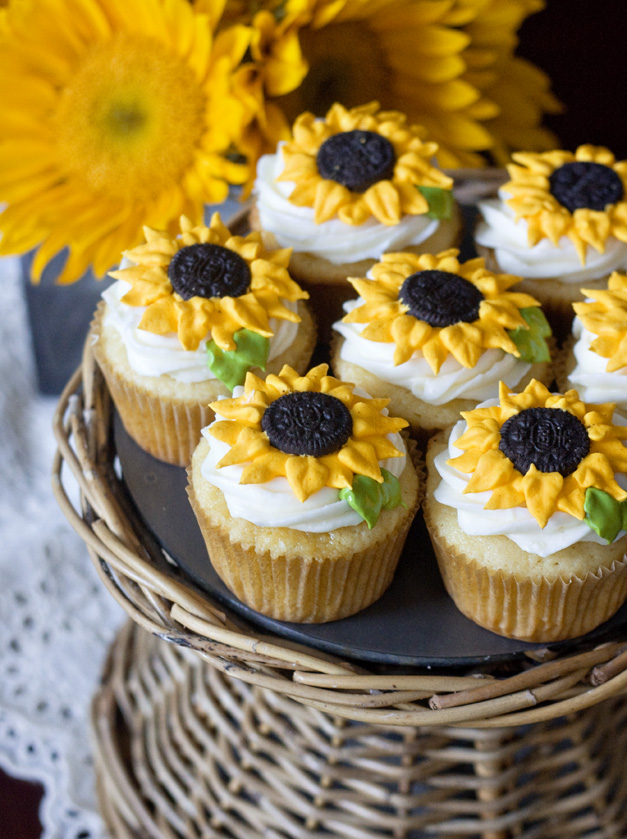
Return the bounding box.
[53,173,627,728]
[93,621,627,839]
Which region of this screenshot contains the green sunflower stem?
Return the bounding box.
[339,468,405,529]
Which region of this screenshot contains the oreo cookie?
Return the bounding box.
[399,270,483,327]
[168,243,251,301]
[316,130,396,193]
[261,392,353,457]
[499,407,590,477]
[549,161,624,213]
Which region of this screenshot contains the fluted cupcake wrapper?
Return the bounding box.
[424,500,627,643]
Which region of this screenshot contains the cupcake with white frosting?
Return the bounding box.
[475,145,627,338]
[559,271,627,414]
[424,379,627,642]
[187,364,421,623]
[92,214,315,466]
[332,249,553,441]
[252,101,461,339]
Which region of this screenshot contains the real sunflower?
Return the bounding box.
[502,145,627,264]
[449,379,627,528]
[0,0,254,284]
[202,0,560,171]
[343,249,539,371]
[573,271,627,372]
[109,213,308,351]
[208,363,408,501]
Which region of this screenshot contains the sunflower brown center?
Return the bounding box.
[499,407,590,477]
[399,270,483,327]
[549,161,624,213]
[316,130,396,193]
[168,244,251,300]
[261,392,353,457]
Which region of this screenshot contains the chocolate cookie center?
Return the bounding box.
[399,270,483,327]
[549,161,624,213]
[168,243,251,301]
[499,407,590,477]
[316,130,396,193]
[261,392,353,457]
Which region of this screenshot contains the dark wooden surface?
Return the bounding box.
[0,768,43,839]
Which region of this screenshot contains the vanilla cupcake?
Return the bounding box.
[558,271,627,415]
[92,214,315,466]
[252,101,461,340]
[475,145,627,338]
[332,249,553,442]
[187,364,421,623]
[424,379,627,642]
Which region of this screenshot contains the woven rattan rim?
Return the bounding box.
[52,172,627,727]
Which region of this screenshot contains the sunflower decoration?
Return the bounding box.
[0,0,254,285]
[208,364,409,526]
[276,102,454,226]
[502,145,627,264]
[109,213,308,388]
[343,249,551,371]
[203,0,559,173]
[449,379,627,540]
[573,272,627,373]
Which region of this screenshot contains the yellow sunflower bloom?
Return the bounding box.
[573,272,627,373]
[200,0,559,173]
[276,101,453,226]
[343,249,539,371]
[109,213,308,351]
[502,145,627,264]
[209,363,408,501]
[449,379,627,527]
[0,0,254,285]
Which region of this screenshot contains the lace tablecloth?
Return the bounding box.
[0,255,126,839]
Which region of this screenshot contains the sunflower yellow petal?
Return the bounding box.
[520,465,563,529]
[285,456,329,502]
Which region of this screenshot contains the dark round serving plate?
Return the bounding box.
[114,416,627,668]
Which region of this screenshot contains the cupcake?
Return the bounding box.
[424,379,627,642]
[252,101,461,340]
[92,214,315,466]
[475,145,627,338]
[558,271,627,414]
[332,249,553,442]
[187,364,421,623]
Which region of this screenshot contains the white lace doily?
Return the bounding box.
[0,255,126,839]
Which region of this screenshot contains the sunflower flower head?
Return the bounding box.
[208,363,408,523]
[109,213,308,353]
[573,272,627,373]
[343,249,550,372]
[502,145,627,264]
[0,0,255,284]
[448,379,627,534]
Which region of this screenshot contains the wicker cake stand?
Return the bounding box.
[52,176,627,838]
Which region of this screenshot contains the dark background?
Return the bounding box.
[2,2,626,836]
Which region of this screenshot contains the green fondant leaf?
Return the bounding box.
[339,470,404,529]
[584,487,624,543]
[417,185,454,220]
[507,307,552,363]
[206,329,270,393]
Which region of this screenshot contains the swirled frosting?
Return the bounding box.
[254,149,441,264]
[567,315,627,404]
[433,405,627,556]
[334,298,533,405]
[102,280,299,383]
[200,389,407,532]
[475,193,627,281]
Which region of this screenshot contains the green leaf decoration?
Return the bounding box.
[584,487,626,543]
[417,185,454,220]
[507,307,552,363]
[339,469,404,529]
[206,329,270,393]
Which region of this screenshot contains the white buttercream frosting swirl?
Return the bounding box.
[567,314,627,404]
[102,280,299,384]
[253,148,441,264]
[200,389,407,532]
[475,192,627,282]
[334,298,533,405]
[433,404,627,557]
